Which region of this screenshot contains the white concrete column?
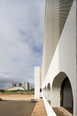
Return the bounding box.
[34,67,40,99]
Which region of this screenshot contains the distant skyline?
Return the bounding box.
[0,0,45,89]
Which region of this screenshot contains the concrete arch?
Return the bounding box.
[51,72,73,114]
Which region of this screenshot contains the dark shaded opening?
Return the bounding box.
[60,77,73,114]
[40,88,42,92]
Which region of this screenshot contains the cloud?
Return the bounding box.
[0,0,45,89]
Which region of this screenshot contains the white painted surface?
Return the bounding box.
[43,95,56,116]
[34,67,40,99]
[6,87,25,91]
[42,1,77,116]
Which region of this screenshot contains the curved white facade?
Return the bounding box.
[35,0,77,115]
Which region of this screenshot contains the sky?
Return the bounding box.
[0,0,45,89]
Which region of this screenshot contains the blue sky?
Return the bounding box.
[0,0,45,89]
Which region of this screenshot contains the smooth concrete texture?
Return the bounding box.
[42,1,76,115]
[42,0,73,84]
[35,0,77,115]
[43,95,56,116]
[52,72,66,107]
[34,67,41,99]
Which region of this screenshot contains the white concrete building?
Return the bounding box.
[6,87,25,91]
[35,0,77,116]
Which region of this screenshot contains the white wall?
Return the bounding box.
[58,1,76,115]
[43,95,56,116]
[42,1,76,116]
[34,67,40,99]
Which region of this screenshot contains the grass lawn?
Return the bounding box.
[0,90,34,94]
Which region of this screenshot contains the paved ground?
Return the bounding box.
[0,94,35,116]
[31,99,47,116]
[0,94,47,116]
[53,107,73,116]
[0,100,35,116]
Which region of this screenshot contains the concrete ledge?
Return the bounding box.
[43,95,56,116]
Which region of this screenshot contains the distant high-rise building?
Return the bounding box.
[17,83,22,87]
[29,85,32,90]
[24,82,30,90]
[12,83,16,87]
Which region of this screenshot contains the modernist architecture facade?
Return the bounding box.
[35,0,77,116]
